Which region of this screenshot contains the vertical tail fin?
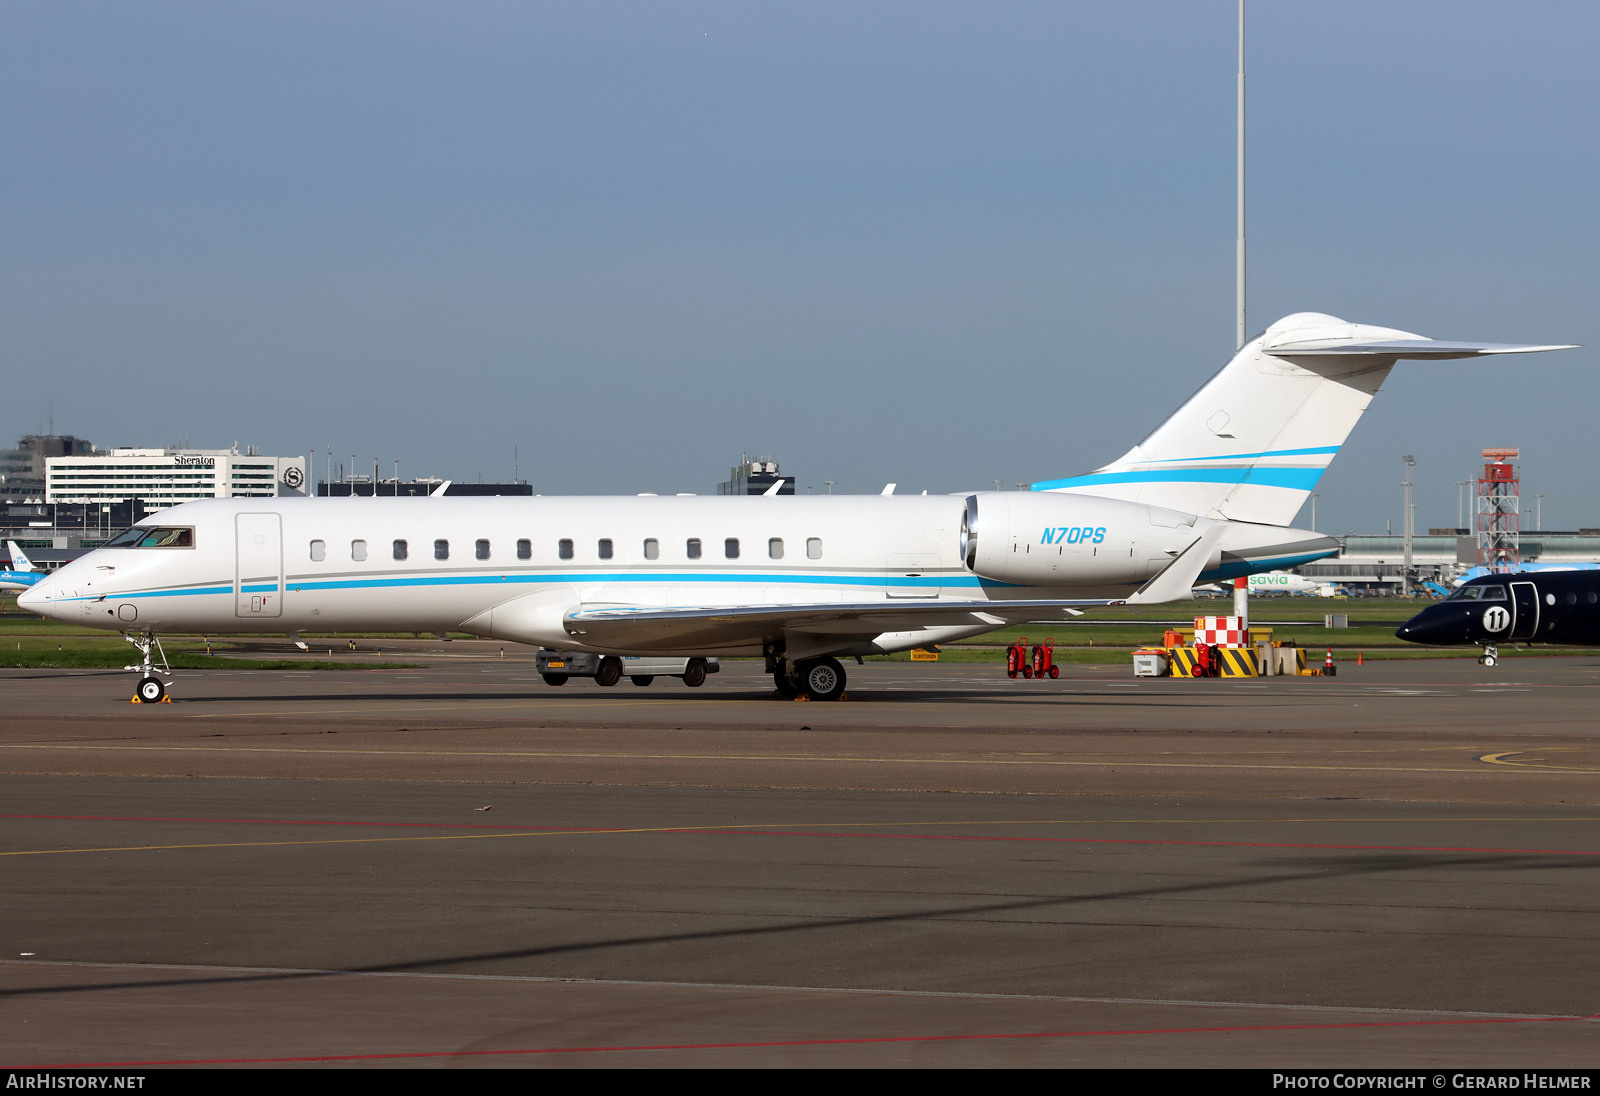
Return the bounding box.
[1033,312,1574,526]
[6,541,36,572]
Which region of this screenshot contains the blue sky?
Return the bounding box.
[3,2,1595,535]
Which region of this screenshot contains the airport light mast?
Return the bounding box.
[1402,454,1416,595]
[1477,448,1521,573]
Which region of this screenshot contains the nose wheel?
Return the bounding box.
[124,632,173,702]
[1479,644,1499,667]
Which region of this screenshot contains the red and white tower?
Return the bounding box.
[1476,448,1520,573]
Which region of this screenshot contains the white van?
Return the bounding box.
[535,649,719,688]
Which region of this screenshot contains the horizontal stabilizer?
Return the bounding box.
[1266,339,1577,359]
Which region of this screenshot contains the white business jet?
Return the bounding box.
[19,313,1572,702]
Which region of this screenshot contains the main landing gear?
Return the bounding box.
[124,632,173,703]
[1479,644,1499,667]
[772,656,847,702]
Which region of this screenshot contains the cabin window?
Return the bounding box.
[807,537,823,559]
[1588,592,1597,605]
[558,539,574,560]
[351,539,367,562]
[598,538,614,560]
[725,538,740,559]
[768,538,783,560]
[476,539,491,561]
[393,539,408,561]
[1567,591,1578,605]
[644,538,659,560]
[686,538,702,560]
[517,539,531,560]
[434,539,449,561]
[309,539,326,562]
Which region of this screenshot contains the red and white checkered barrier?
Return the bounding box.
[1194,616,1250,647]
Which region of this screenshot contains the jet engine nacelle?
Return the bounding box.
[961,492,1214,588]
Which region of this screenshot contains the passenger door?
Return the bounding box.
[235,513,284,618]
[1510,580,1539,639]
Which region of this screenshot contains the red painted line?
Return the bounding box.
[0,814,619,832]
[667,828,1600,858]
[23,1013,1599,1068]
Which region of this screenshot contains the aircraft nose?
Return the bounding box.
[1395,610,1451,645]
[17,576,55,616]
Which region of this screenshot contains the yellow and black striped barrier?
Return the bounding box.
[1162,645,1258,677]
[1214,646,1258,677]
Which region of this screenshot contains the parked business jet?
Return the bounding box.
[19,313,1573,702]
[1398,570,1600,666]
[0,541,44,594]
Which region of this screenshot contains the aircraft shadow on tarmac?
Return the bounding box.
[8,849,1581,1001]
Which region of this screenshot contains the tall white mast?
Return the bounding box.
[1236,0,1247,350]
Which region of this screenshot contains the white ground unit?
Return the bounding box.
[46,448,307,509]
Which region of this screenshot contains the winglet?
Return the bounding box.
[763,478,787,497]
[1125,524,1227,605]
[429,480,452,497]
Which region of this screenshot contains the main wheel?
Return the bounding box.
[594,657,622,687]
[797,657,846,701]
[682,659,708,688]
[631,675,655,687]
[541,673,569,686]
[135,676,165,703]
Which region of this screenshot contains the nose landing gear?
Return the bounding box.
[124,632,173,703]
[1479,644,1499,667]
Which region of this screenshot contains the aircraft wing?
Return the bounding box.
[561,598,1114,650]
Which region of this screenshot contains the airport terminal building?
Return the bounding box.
[45,447,307,509]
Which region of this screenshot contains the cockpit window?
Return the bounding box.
[1446,583,1508,602]
[104,526,195,549]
